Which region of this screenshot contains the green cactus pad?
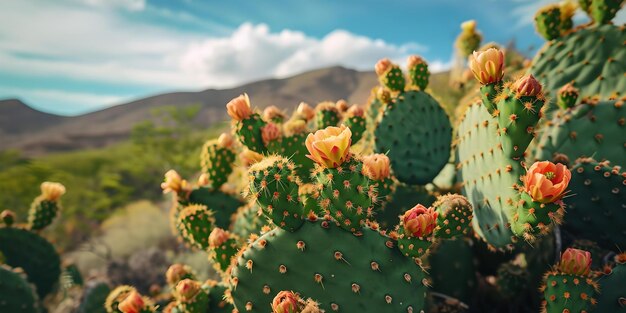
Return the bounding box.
[177,204,217,250]
[209,236,239,273]
[78,281,110,313]
[0,227,61,298]
[249,156,305,232]
[562,158,626,250]
[496,91,545,159]
[266,132,315,183]
[187,187,244,230]
[456,102,519,248]
[375,90,452,185]
[299,184,324,217]
[433,194,474,239]
[0,265,39,313]
[541,272,598,313]
[343,115,366,144]
[530,24,626,108]
[205,281,235,313]
[510,192,564,243]
[314,156,374,232]
[408,61,430,91]
[200,140,236,189]
[27,198,59,231]
[230,203,268,240]
[535,5,562,41]
[590,0,624,24]
[535,99,625,167]
[594,260,626,312]
[315,107,341,129]
[371,177,395,213]
[496,262,529,301]
[428,238,476,304]
[235,113,267,153]
[229,219,428,313]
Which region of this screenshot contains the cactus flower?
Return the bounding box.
[296,102,315,121]
[375,58,393,76]
[261,122,282,145]
[461,20,477,32]
[468,48,505,85]
[240,149,264,167]
[161,170,189,195]
[40,182,66,201]
[197,173,210,186]
[226,93,253,121]
[118,290,144,313]
[305,125,352,168]
[346,105,364,118]
[336,99,349,113]
[523,161,571,203]
[514,74,542,97]
[176,279,201,302]
[271,290,301,313]
[559,248,592,276]
[263,105,286,121]
[217,133,235,149]
[402,204,438,238]
[209,227,230,248]
[362,154,391,180]
[407,55,427,69]
[166,264,191,286]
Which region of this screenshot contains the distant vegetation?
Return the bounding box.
[0,104,227,250]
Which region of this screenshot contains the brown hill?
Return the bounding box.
[1,66,378,156]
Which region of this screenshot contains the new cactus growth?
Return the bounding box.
[28,181,66,230]
[540,248,598,313]
[342,105,366,144]
[374,57,452,185]
[455,20,483,57]
[314,101,341,129]
[535,5,562,40]
[227,94,268,153]
[556,83,579,109]
[177,204,217,249]
[432,193,473,239]
[200,133,237,189]
[208,227,240,273]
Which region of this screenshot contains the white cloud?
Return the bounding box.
[78,0,146,11]
[180,23,431,87]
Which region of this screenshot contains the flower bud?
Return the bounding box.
[346,105,364,118]
[375,58,393,76]
[166,263,193,286]
[271,290,301,313]
[264,105,287,122]
[335,99,349,113]
[402,204,438,238]
[118,290,145,313]
[175,279,202,302]
[362,154,391,180]
[208,227,230,248]
[261,122,282,145]
[559,248,592,276]
[217,133,235,149]
[514,74,542,97]
[1,210,15,227]
[161,170,188,195]
[407,55,426,69]
[296,102,315,121]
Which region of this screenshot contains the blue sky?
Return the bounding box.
[0,0,620,116]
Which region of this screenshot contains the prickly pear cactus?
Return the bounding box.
[427,238,476,304]
[0,227,61,298]
[200,136,236,189]
[0,265,39,313]
[229,219,428,313]
[229,203,267,240]
[562,158,626,250]
[594,256,626,312]
[530,24,626,108]
[374,57,452,185]
[78,281,111,313]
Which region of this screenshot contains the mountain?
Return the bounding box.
[0,66,379,156]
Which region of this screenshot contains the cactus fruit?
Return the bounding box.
[27,181,65,230]
[0,265,39,313]
[432,194,473,239]
[530,24,625,106]
[200,133,237,189]
[177,204,217,250]
[314,101,341,129]
[556,83,579,109]
[229,219,428,313]
[535,98,625,167]
[535,5,562,40]
[560,158,626,250]
[0,227,61,298]
[374,57,452,185]
[248,156,305,232]
[540,248,598,313]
